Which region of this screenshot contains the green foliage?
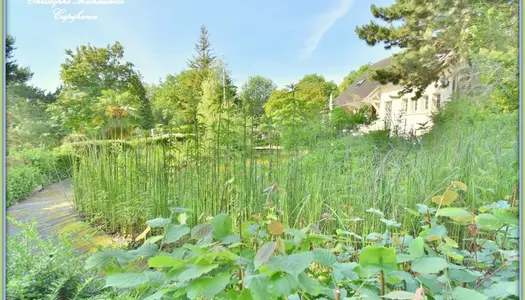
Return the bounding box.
[338,63,371,93]
[7,84,63,151]
[263,75,339,149]
[7,218,100,299]
[187,25,217,88]
[128,73,155,130]
[71,97,517,236]
[50,42,153,136]
[87,181,519,299]
[60,42,135,95]
[240,75,277,119]
[5,34,33,86]
[6,149,72,206]
[6,164,42,207]
[355,0,518,100]
[327,106,375,135]
[150,70,198,128]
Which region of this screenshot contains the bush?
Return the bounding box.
[6,165,43,207]
[7,218,101,299]
[6,149,73,207]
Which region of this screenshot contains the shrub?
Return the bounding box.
[7,218,101,299]
[6,165,43,207]
[6,149,73,207]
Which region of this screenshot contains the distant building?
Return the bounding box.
[335,57,461,136]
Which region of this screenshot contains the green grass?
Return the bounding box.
[71,98,519,238]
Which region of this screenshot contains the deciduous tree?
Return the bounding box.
[239,76,276,118]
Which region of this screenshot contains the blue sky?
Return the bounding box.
[8,0,396,92]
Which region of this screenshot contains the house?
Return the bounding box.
[334,57,461,136]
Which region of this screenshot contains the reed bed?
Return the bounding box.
[71,99,519,238]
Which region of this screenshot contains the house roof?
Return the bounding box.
[335,56,392,107]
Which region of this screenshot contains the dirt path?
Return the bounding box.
[7,179,121,253]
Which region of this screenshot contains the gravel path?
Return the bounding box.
[7,179,120,253]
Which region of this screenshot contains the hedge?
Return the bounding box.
[6,149,73,207]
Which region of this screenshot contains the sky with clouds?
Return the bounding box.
[7,0,396,92]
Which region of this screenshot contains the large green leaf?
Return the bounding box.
[408,237,425,259]
[297,272,320,296]
[411,257,448,274]
[396,254,414,263]
[164,224,190,243]
[186,271,230,299]
[426,223,448,241]
[453,287,487,300]
[146,217,171,228]
[272,273,299,298]
[254,242,277,269]
[387,271,419,292]
[144,270,165,285]
[333,262,359,282]
[129,243,159,258]
[492,209,519,226]
[85,249,135,269]
[105,272,149,288]
[382,291,416,299]
[245,274,271,300]
[145,235,164,244]
[416,275,441,294]
[211,213,233,240]
[191,224,215,240]
[359,246,397,272]
[448,269,480,283]
[143,291,164,300]
[484,281,519,298]
[312,248,336,267]
[436,207,472,218]
[177,263,219,282]
[148,255,186,268]
[221,234,241,244]
[268,251,314,278]
[475,214,504,230]
[85,251,115,270]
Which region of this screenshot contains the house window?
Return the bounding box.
[434,93,441,108]
[402,98,408,112]
[412,99,418,112]
[423,95,429,110]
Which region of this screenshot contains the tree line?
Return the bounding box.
[6,0,518,152]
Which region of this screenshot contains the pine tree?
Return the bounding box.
[128,74,155,130]
[187,25,217,93]
[355,0,518,99]
[6,35,33,86]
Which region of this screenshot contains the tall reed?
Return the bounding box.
[71,99,519,237]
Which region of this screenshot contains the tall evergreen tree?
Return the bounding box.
[187,25,217,93]
[5,35,33,86]
[128,74,155,130]
[355,0,518,99]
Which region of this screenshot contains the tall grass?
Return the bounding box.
[71,98,519,238]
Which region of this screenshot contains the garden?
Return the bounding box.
[5,0,520,299]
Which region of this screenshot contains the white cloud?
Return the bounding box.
[299,0,356,61]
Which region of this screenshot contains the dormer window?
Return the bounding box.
[355,79,366,86]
